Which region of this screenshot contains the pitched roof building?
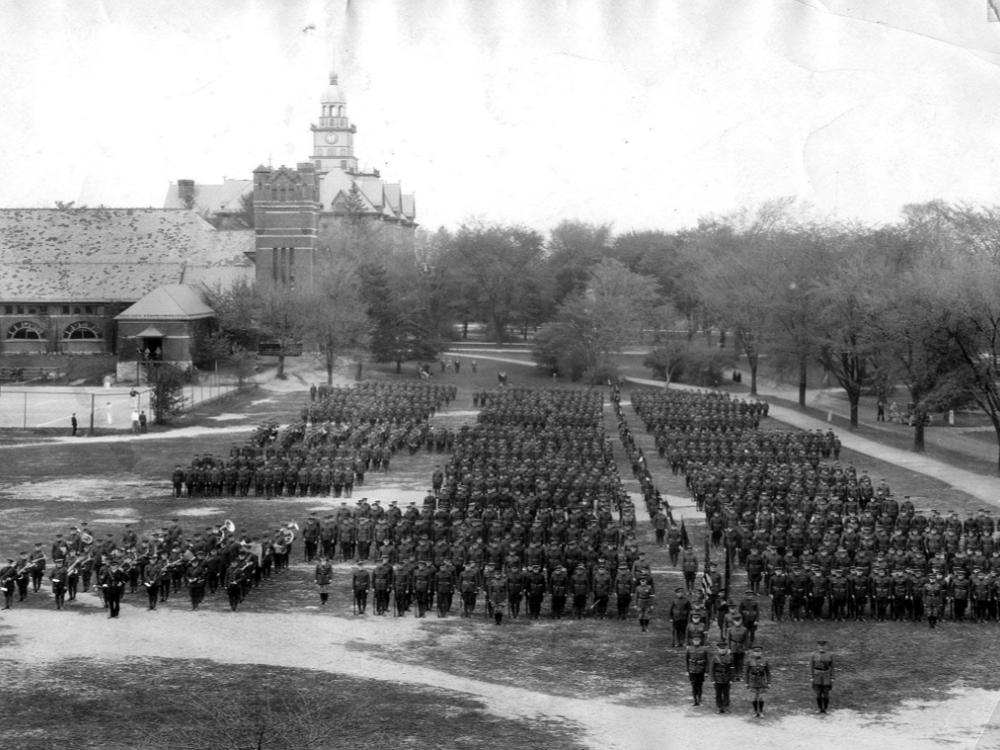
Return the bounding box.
[0,207,251,362]
[0,73,414,379]
[165,73,416,228]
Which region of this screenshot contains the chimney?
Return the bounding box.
[178,179,196,209]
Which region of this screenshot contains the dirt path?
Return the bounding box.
[1,602,996,750]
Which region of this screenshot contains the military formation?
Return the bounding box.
[631,388,1000,626]
[170,382,457,498]
[0,518,299,616]
[0,374,877,717]
[312,387,659,625]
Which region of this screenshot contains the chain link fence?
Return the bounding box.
[0,372,255,431]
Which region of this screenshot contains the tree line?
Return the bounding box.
[205,197,1000,471]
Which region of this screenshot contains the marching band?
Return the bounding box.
[2,519,301,617]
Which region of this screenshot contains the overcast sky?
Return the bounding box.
[1,0,999,233]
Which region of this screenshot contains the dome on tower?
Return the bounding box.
[320,74,345,104]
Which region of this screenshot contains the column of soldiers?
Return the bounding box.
[339,388,657,624]
[170,382,457,499]
[631,388,1000,626]
[1,518,298,616]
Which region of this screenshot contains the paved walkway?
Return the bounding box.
[738,371,1000,468]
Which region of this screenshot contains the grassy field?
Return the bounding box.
[0,658,585,750]
[1,354,999,744]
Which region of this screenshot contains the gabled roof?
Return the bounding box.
[0,208,253,302]
[400,194,416,221]
[355,176,385,210]
[383,183,402,214]
[115,284,215,321]
[163,179,252,213]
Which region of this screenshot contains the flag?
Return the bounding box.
[680,519,690,548]
[699,570,714,601]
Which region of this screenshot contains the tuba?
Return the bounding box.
[217,519,236,542]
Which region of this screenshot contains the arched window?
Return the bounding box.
[63,321,102,340]
[7,321,45,339]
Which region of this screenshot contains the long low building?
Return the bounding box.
[0,207,253,376]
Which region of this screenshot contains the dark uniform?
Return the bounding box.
[745,646,771,717]
[100,562,127,618]
[315,557,333,605]
[710,643,735,713]
[686,634,710,705]
[352,563,371,614]
[50,560,69,610]
[810,640,834,713]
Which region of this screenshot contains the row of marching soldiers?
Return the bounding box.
[0,519,299,616]
[316,553,659,628]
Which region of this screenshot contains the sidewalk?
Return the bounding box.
[739,373,1000,468]
[625,376,1000,508]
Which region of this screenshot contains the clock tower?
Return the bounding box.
[310,74,358,174]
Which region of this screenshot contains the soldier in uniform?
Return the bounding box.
[768,567,788,621]
[710,641,735,714]
[923,573,945,629]
[412,560,435,618]
[539,564,570,620]
[14,552,30,601]
[525,564,548,619]
[100,559,127,618]
[460,564,480,618]
[592,562,613,618]
[669,588,691,647]
[738,590,760,645]
[685,610,708,646]
[507,564,526,619]
[352,562,371,615]
[186,555,207,610]
[686,631,710,706]
[681,546,699,592]
[50,558,68,610]
[171,464,185,498]
[487,568,508,624]
[225,557,244,611]
[635,575,654,633]
[435,560,456,617]
[142,554,162,610]
[728,613,750,680]
[0,559,15,609]
[315,555,333,605]
[615,562,634,620]
[745,645,771,717]
[950,569,971,622]
[28,543,46,593]
[372,557,395,615]
[810,639,834,713]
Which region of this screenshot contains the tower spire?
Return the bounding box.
[311,73,357,175]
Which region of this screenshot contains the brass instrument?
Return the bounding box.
[65,554,92,577]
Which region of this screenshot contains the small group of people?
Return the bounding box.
[685,636,833,716]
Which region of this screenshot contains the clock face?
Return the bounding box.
[325,133,339,145]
